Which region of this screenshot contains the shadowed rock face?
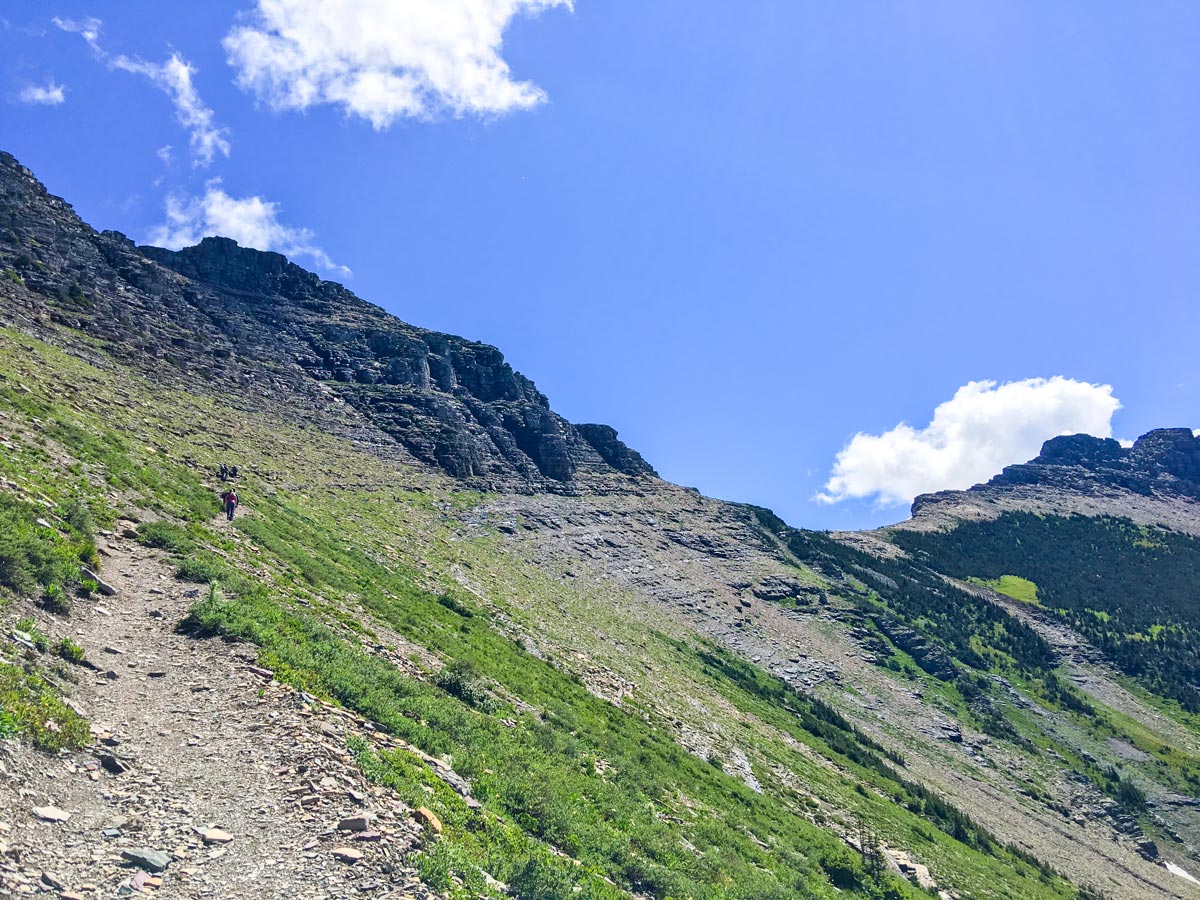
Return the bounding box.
[909,429,1200,522]
[0,151,654,491]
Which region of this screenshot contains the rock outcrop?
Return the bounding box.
[0,151,653,492]
[906,429,1200,534]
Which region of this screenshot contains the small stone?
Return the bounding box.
[413,807,443,834]
[201,828,233,844]
[331,847,363,864]
[120,848,171,873]
[99,754,129,775]
[80,567,116,596]
[354,831,382,842]
[338,815,372,832]
[32,806,70,823]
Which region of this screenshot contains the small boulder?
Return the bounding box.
[32,806,70,823]
[331,846,363,864]
[413,807,443,834]
[338,815,372,832]
[121,848,171,873]
[80,567,116,596]
[201,828,234,844]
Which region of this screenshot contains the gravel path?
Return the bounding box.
[1,524,443,899]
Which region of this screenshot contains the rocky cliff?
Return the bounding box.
[0,151,653,492]
[905,429,1200,535]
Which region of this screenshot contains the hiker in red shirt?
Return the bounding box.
[221,488,239,521]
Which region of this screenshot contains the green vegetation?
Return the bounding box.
[137,520,198,555]
[181,572,918,899]
[0,329,1090,899]
[772,526,1056,675]
[893,513,1200,712]
[53,637,85,664]
[0,655,89,750]
[974,575,1040,605]
[0,494,95,607]
[14,617,51,652]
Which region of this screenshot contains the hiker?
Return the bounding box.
[221,488,239,521]
[219,463,228,480]
[230,465,239,478]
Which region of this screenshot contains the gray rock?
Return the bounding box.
[121,848,171,872]
[81,567,117,596]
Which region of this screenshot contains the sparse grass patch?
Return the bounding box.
[53,637,85,664]
[0,655,89,750]
[0,494,93,605]
[138,521,197,555]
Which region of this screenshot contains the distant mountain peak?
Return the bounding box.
[906,428,1200,535]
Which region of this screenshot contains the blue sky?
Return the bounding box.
[2,1,1197,529]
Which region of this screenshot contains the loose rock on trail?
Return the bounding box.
[0,526,443,899]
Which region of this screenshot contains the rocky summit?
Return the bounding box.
[3,150,1200,900]
[0,151,651,492]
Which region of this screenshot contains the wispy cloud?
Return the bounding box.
[224,0,573,129]
[817,377,1123,508]
[19,79,66,106]
[51,15,101,45]
[147,182,350,277]
[54,16,230,166]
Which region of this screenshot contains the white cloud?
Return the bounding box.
[51,16,101,46]
[19,79,66,105]
[147,183,350,277]
[817,377,1122,508]
[55,17,230,166]
[224,0,572,128]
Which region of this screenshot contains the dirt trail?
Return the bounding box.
[1,524,442,899]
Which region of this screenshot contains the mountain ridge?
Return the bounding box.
[0,150,653,493]
[5,148,1200,900]
[903,429,1200,537]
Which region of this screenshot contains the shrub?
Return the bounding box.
[54,638,85,664]
[0,659,89,750]
[57,496,94,541]
[434,660,498,713]
[138,521,197,555]
[0,496,84,599]
[1115,777,1146,812]
[508,852,580,900]
[0,707,18,739]
[14,618,50,652]
[175,555,228,584]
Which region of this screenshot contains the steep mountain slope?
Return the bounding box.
[2,150,1198,900]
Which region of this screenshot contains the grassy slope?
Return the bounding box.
[0,327,1085,899]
